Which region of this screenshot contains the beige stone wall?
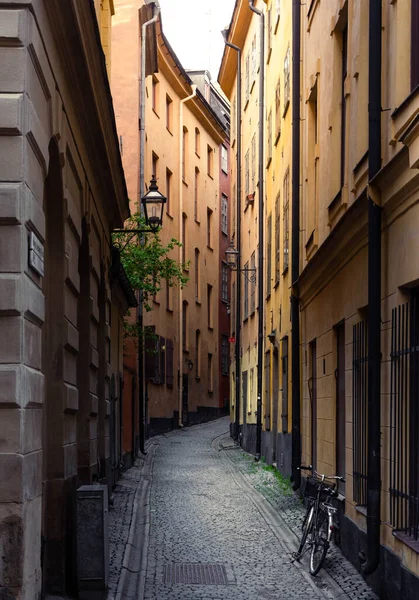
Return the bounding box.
[0,2,126,597]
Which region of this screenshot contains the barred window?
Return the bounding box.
[250,252,256,314]
[221,263,228,302]
[244,262,249,319]
[221,335,229,376]
[221,194,228,235]
[284,46,290,115]
[267,213,272,296]
[283,169,290,271]
[275,193,280,283]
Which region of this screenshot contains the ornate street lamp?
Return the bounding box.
[225,241,256,283]
[142,176,166,232]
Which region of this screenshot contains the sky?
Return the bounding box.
[158,0,236,79]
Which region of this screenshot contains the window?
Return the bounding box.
[166,94,173,131]
[274,0,280,32]
[221,335,229,376]
[207,208,212,247]
[267,7,272,61]
[283,169,290,271]
[284,46,290,115]
[251,35,257,82]
[266,110,272,167]
[152,75,159,113]
[388,295,419,539]
[245,52,250,104]
[208,353,213,392]
[182,213,187,263]
[207,145,214,177]
[221,262,228,302]
[341,24,348,187]
[221,145,228,173]
[221,194,228,234]
[166,339,174,387]
[353,319,368,506]
[166,168,172,215]
[194,249,200,301]
[251,134,256,191]
[195,127,200,155]
[182,301,188,349]
[267,213,272,296]
[245,149,250,198]
[194,168,199,221]
[152,152,159,179]
[195,330,200,377]
[275,77,281,142]
[412,0,419,90]
[182,127,188,181]
[275,193,280,283]
[231,96,236,145]
[250,252,256,314]
[207,284,213,328]
[244,261,249,319]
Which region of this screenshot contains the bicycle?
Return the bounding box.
[294,465,345,576]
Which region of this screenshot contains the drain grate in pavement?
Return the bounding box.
[163,563,228,585]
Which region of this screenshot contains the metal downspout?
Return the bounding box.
[178,85,197,428]
[224,39,242,442]
[248,0,265,461]
[138,1,160,455]
[362,0,382,576]
[291,0,301,490]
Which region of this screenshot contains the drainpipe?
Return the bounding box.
[222,34,242,442]
[362,0,382,576]
[178,85,197,428]
[138,1,160,455]
[291,0,301,490]
[248,0,264,461]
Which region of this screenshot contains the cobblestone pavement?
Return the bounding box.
[108,417,378,599]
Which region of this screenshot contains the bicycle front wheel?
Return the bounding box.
[309,511,330,575]
[295,505,314,560]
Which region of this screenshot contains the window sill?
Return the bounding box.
[152,108,160,118]
[208,326,214,332]
[194,218,200,225]
[355,505,367,517]
[274,280,280,290]
[207,245,214,252]
[244,98,249,111]
[282,265,289,276]
[166,127,173,136]
[207,173,214,180]
[195,299,201,306]
[182,179,188,187]
[283,100,290,119]
[266,156,272,169]
[195,151,200,158]
[221,230,228,236]
[274,130,281,146]
[166,212,174,220]
[393,531,419,554]
[166,308,173,313]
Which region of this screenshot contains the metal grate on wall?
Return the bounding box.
[352,320,368,506]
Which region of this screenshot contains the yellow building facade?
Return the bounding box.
[219,0,294,471]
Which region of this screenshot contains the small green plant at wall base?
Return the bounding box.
[261,463,293,495]
[112,213,189,343]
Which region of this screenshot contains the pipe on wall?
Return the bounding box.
[178,85,197,428]
[223,37,242,441]
[138,2,160,455]
[248,0,265,461]
[362,0,382,576]
[291,0,301,490]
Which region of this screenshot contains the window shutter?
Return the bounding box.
[166,339,174,387]
[144,326,157,381]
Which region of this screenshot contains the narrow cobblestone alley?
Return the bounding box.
[108,418,378,600]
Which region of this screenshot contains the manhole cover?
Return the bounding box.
[163,563,228,585]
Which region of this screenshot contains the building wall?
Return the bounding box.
[0,2,128,597]
[111,4,228,435]
[299,0,419,595]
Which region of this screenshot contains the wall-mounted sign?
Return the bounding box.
[29,231,44,277]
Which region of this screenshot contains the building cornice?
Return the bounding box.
[44,0,130,228]
[218,0,253,98]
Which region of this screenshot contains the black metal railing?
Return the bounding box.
[353,320,368,506]
[390,299,419,540]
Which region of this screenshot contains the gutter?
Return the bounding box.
[291,0,301,490]
[138,1,160,456]
[248,0,265,461]
[361,0,382,576]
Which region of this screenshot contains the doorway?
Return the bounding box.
[182,374,189,426]
[336,323,346,492]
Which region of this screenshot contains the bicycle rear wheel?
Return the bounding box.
[309,511,330,575]
[295,505,314,560]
